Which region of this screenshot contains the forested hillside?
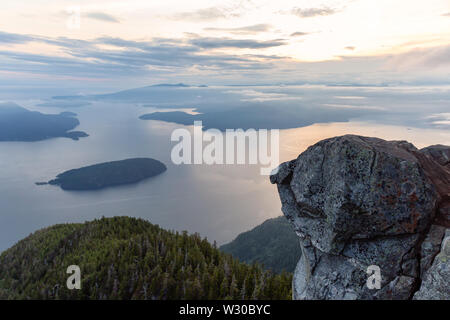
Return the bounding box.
[0,217,292,300]
[221,217,301,273]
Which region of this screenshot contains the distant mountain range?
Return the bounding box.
[47,83,381,131]
[51,83,207,101]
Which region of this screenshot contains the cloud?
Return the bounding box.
[227,89,302,102]
[83,12,120,23]
[345,46,355,51]
[426,113,450,127]
[442,12,450,17]
[204,24,272,34]
[384,45,450,70]
[172,1,254,21]
[173,5,248,21]
[189,37,286,49]
[290,32,310,37]
[291,7,337,18]
[0,30,449,87]
[334,96,366,100]
[0,31,284,81]
[175,7,228,21]
[0,31,36,44]
[323,103,386,111]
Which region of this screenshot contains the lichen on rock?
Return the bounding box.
[271,135,449,300]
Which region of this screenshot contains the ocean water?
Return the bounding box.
[0,85,449,252]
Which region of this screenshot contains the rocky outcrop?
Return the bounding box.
[271,135,449,300]
[414,229,450,299]
[420,145,450,169]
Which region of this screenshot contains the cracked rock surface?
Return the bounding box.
[271,135,449,300]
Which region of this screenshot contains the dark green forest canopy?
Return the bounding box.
[0,217,292,300]
[221,216,301,273]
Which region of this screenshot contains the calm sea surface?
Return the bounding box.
[0,87,449,252]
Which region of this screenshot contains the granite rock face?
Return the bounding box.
[413,145,450,227]
[414,229,450,299]
[271,135,449,300]
[420,145,450,169]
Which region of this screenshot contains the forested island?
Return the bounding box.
[0,217,292,300]
[221,217,301,273]
[47,158,167,190]
[138,104,353,131]
[0,102,88,141]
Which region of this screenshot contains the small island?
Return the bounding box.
[47,158,167,190]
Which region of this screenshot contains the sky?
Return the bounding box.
[0,0,449,91]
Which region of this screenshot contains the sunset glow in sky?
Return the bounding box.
[1,0,449,88]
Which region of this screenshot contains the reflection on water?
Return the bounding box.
[0,99,449,252]
[280,121,450,162]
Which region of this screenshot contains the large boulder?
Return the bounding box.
[271,135,449,300]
